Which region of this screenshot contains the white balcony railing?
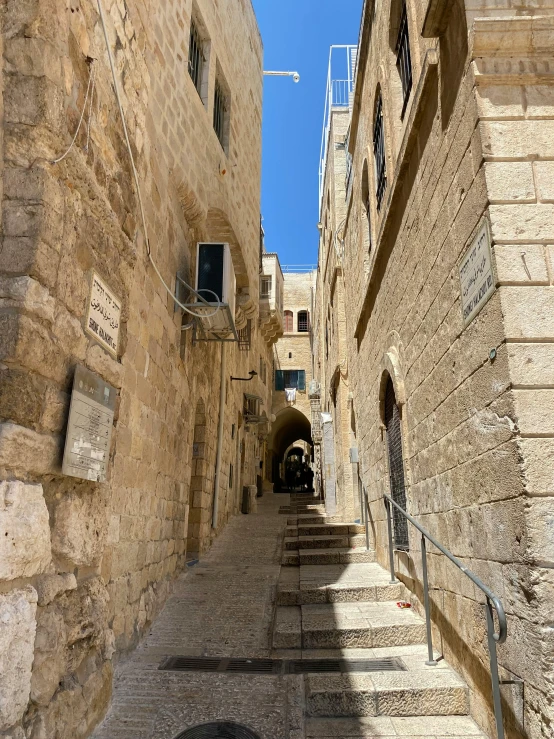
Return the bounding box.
[319,45,358,215]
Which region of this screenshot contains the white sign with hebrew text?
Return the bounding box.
[459,219,496,327]
[85,271,121,356]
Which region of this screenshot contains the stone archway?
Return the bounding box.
[268,407,312,488]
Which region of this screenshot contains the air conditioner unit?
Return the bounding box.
[195,243,236,334]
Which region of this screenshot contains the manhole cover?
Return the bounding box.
[175,723,261,739]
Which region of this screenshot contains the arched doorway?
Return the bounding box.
[268,407,312,490]
[384,377,409,550]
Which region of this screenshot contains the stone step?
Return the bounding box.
[273,605,301,649]
[289,514,345,525]
[282,551,300,566]
[298,547,375,566]
[306,668,469,718]
[286,523,366,537]
[305,715,486,737]
[285,535,367,551]
[277,563,405,606]
[301,601,426,649]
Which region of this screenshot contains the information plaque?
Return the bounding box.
[459,218,496,327]
[62,364,117,482]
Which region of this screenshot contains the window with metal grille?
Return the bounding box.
[275,370,306,392]
[362,160,372,251]
[213,78,228,150]
[244,394,260,418]
[261,276,272,299]
[188,18,204,98]
[284,310,293,332]
[237,319,251,351]
[384,377,409,550]
[373,92,387,210]
[298,311,309,333]
[395,0,412,118]
[344,127,353,201]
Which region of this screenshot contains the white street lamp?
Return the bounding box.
[263,70,300,83]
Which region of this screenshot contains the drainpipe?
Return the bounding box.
[212,342,226,529]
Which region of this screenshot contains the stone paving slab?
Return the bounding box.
[92,494,301,739]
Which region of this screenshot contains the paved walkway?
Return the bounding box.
[92,493,303,739]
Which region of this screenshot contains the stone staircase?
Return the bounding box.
[274,508,488,738]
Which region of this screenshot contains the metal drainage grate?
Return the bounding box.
[159,656,405,675]
[175,722,261,739]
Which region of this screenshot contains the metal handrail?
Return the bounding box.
[364,489,507,739]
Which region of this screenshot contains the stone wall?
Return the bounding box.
[316,109,360,522]
[272,271,316,422]
[0,0,271,736]
[315,1,554,737]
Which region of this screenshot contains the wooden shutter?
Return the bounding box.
[275,370,285,391]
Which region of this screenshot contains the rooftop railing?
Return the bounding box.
[319,45,358,214]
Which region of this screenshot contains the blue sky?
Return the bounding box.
[252,0,363,267]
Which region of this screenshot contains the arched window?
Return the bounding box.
[373,89,387,210]
[362,160,372,251]
[284,310,293,332]
[384,377,409,550]
[297,311,309,333]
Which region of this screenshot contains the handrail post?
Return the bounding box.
[421,535,437,666]
[385,498,397,584]
[362,483,370,552]
[486,598,505,739]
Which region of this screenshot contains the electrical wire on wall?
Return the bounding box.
[95,0,222,322]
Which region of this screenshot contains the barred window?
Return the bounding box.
[188,19,204,98]
[395,0,412,118]
[373,92,387,210]
[213,78,229,150]
[298,311,309,333]
[261,276,272,299]
[362,160,372,251]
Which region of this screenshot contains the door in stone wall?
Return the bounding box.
[384,378,409,550]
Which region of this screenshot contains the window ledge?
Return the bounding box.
[354,47,439,339]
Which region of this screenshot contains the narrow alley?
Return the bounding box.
[93,488,487,738]
[2,0,554,737]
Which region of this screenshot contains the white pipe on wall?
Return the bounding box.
[212,342,227,529]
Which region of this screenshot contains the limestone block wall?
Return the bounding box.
[324,1,554,737]
[0,0,271,736]
[316,109,359,521]
[271,271,316,423]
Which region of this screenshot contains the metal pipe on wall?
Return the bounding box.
[212,342,227,529]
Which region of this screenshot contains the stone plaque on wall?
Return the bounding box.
[62,364,117,483]
[459,219,496,327]
[85,271,122,357]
